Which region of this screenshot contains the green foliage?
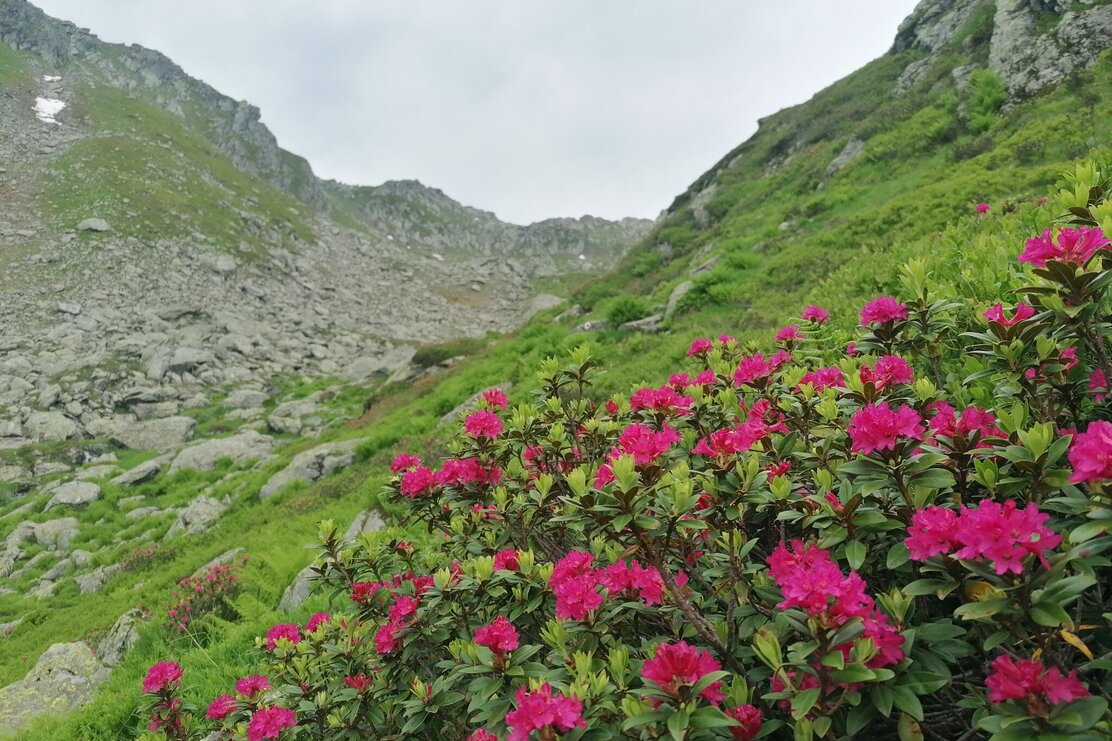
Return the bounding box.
[605,295,652,327]
[967,69,1007,133]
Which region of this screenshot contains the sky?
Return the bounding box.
[33,1,920,225]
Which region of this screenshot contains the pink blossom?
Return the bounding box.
[265,624,301,650]
[611,423,681,466]
[235,675,270,696]
[726,704,763,740]
[474,616,520,654]
[847,403,924,455]
[775,324,803,343]
[553,575,604,620]
[718,334,736,345]
[641,641,725,704]
[1068,419,1112,483]
[468,731,499,741]
[505,683,585,741]
[400,466,436,497]
[692,420,768,462]
[435,458,502,487]
[344,674,373,692]
[464,410,503,439]
[986,655,1089,709]
[927,402,1005,445]
[733,353,772,386]
[975,202,991,214]
[1089,369,1108,403]
[914,499,1062,574]
[905,506,960,560]
[247,706,296,741]
[688,338,714,356]
[493,549,520,572]
[984,302,1035,327]
[846,342,858,356]
[669,369,716,390]
[799,366,845,392]
[481,388,509,410]
[374,623,399,654]
[206,694,237,720]
[390,453,422,473]
[860,296,908,325]
[859,355,914,390]
[142,661,183,694]
[630,385,694,416]
[801,304,830,323]
[1019,226,1109,267]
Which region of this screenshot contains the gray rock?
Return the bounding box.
[192,547,245,577]
[0,642,109,735]
[169,430,274,472]
[56,302,82,316]
[111,416,195,452]
[664,281,694,321]
[164,495,229,537]
[110,458,163,486]
[0,420,22,438]
[224,389,268,409]
[75,465,116,481]
[572,319,611,334]
[342,346,416,382]
[76,218,111,232]
[75,564,121,594]
[0,466,27,483]
[823,137,865,177]
[132,401,179,420]
[44,481,101,511]
[23,411,79,442]
[96,609,143,668]
[0,618,22,638]
[259,439,361,500]
[619,314,663,333]
[33,518,80,550]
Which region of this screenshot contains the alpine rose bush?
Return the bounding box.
[145,165,1112,740]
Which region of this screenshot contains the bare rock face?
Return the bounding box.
[43,481,101,511]
[258,439,361,500]
[111,417,196,453]
[0,642,109,735]
[96,609,143,668]
[168,430,274,472]
[164,495,229,538]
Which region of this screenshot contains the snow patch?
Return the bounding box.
[578,254,587,260]
[43,75,61,82]
[33,97,65,125]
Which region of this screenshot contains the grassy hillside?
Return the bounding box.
[9,5,1112,740]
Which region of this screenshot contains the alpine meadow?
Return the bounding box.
[1,1,1112,740]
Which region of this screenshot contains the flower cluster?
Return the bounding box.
[847,402,924,455]
[504,683,585,741]
[1017,226,1109,267]
[986,655,1089,713]
[165,560,243,632]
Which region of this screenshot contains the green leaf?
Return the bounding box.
[667,708,690,740]
[897,712,925,741]
[953,597,1009,621]
[846,540,866,570]
[886,542,910,569]
[891,686,924,721]
[791,688,821,719]
[1029,600,1072,627]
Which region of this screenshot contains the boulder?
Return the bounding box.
[164,495,229,538]
[23,411,79,442]
[192,547,245,577]
[96,609,143,668]
[0,642,109,735]
[76,218,111,232]
[259,439,361,500]
[169,430,274,473]
[44,481,101,511]
[111,416,196,453]
[342,346,416,382]
[110,458,164,486]
[224,389,268,409]
[33,518,79,550]
[75,564,121,595]
[664,281,694,321]
[618,314,663,333]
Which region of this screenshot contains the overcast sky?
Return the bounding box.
[34,1,919,224]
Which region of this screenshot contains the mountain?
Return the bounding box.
[0,0,651,440]
[0,0,1111,737]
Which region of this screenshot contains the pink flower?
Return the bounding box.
[468,731,499,741]
[605,399,620,416]
[984,302,1035,327]
[688,338,714,356]
[436,458,502,486]
[350,581,385,605]
[611,423,681,466]
[859,355,914,390]
[400,466,436,497]
[630,385,694,416]
[726,704,763,740]
[206,694,237,720]
[846,342,858,356]
[374,623,399,654]
[733,353,773,386]
[801,305,829,323]
[464,410,503,439]
[1089,369,1108,402]
[799,366,844,392]
[142,661,183,694]
[389,595,419,623]
[493,549,520,572]
[1019,226,1109,267]
[305,612,330,633]
[246,706,296,741]
[775,324,803,343]
[718,334,736,345]
[641,641,725,704]
[481,388,509,410]
[264,624,301,650]
[847,403,924,455]
[235,675,270,696]
[905,506,960,560]
[986,655,1089,710]
[669,370,716,390]
[1068,419,1112,483]
[475,616,520,654]
[927,402,1005,445]
[390,453,422,473]
[964,500,1062,573]
[344,674,373,692]
[860,296,908,325]
[975,202,991,214]
[550,551,603,620]
[692,421,768,462]
[505,683,585,741]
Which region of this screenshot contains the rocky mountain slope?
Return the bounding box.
[0,0,650,457]
[1,0,1112,737]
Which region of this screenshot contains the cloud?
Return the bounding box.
[32,0,920,223]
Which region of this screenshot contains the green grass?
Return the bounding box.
[0,41,30,88]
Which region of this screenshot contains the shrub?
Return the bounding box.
[142,161,1112,739]
[606,296,652,326]
[164,559,245,634]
